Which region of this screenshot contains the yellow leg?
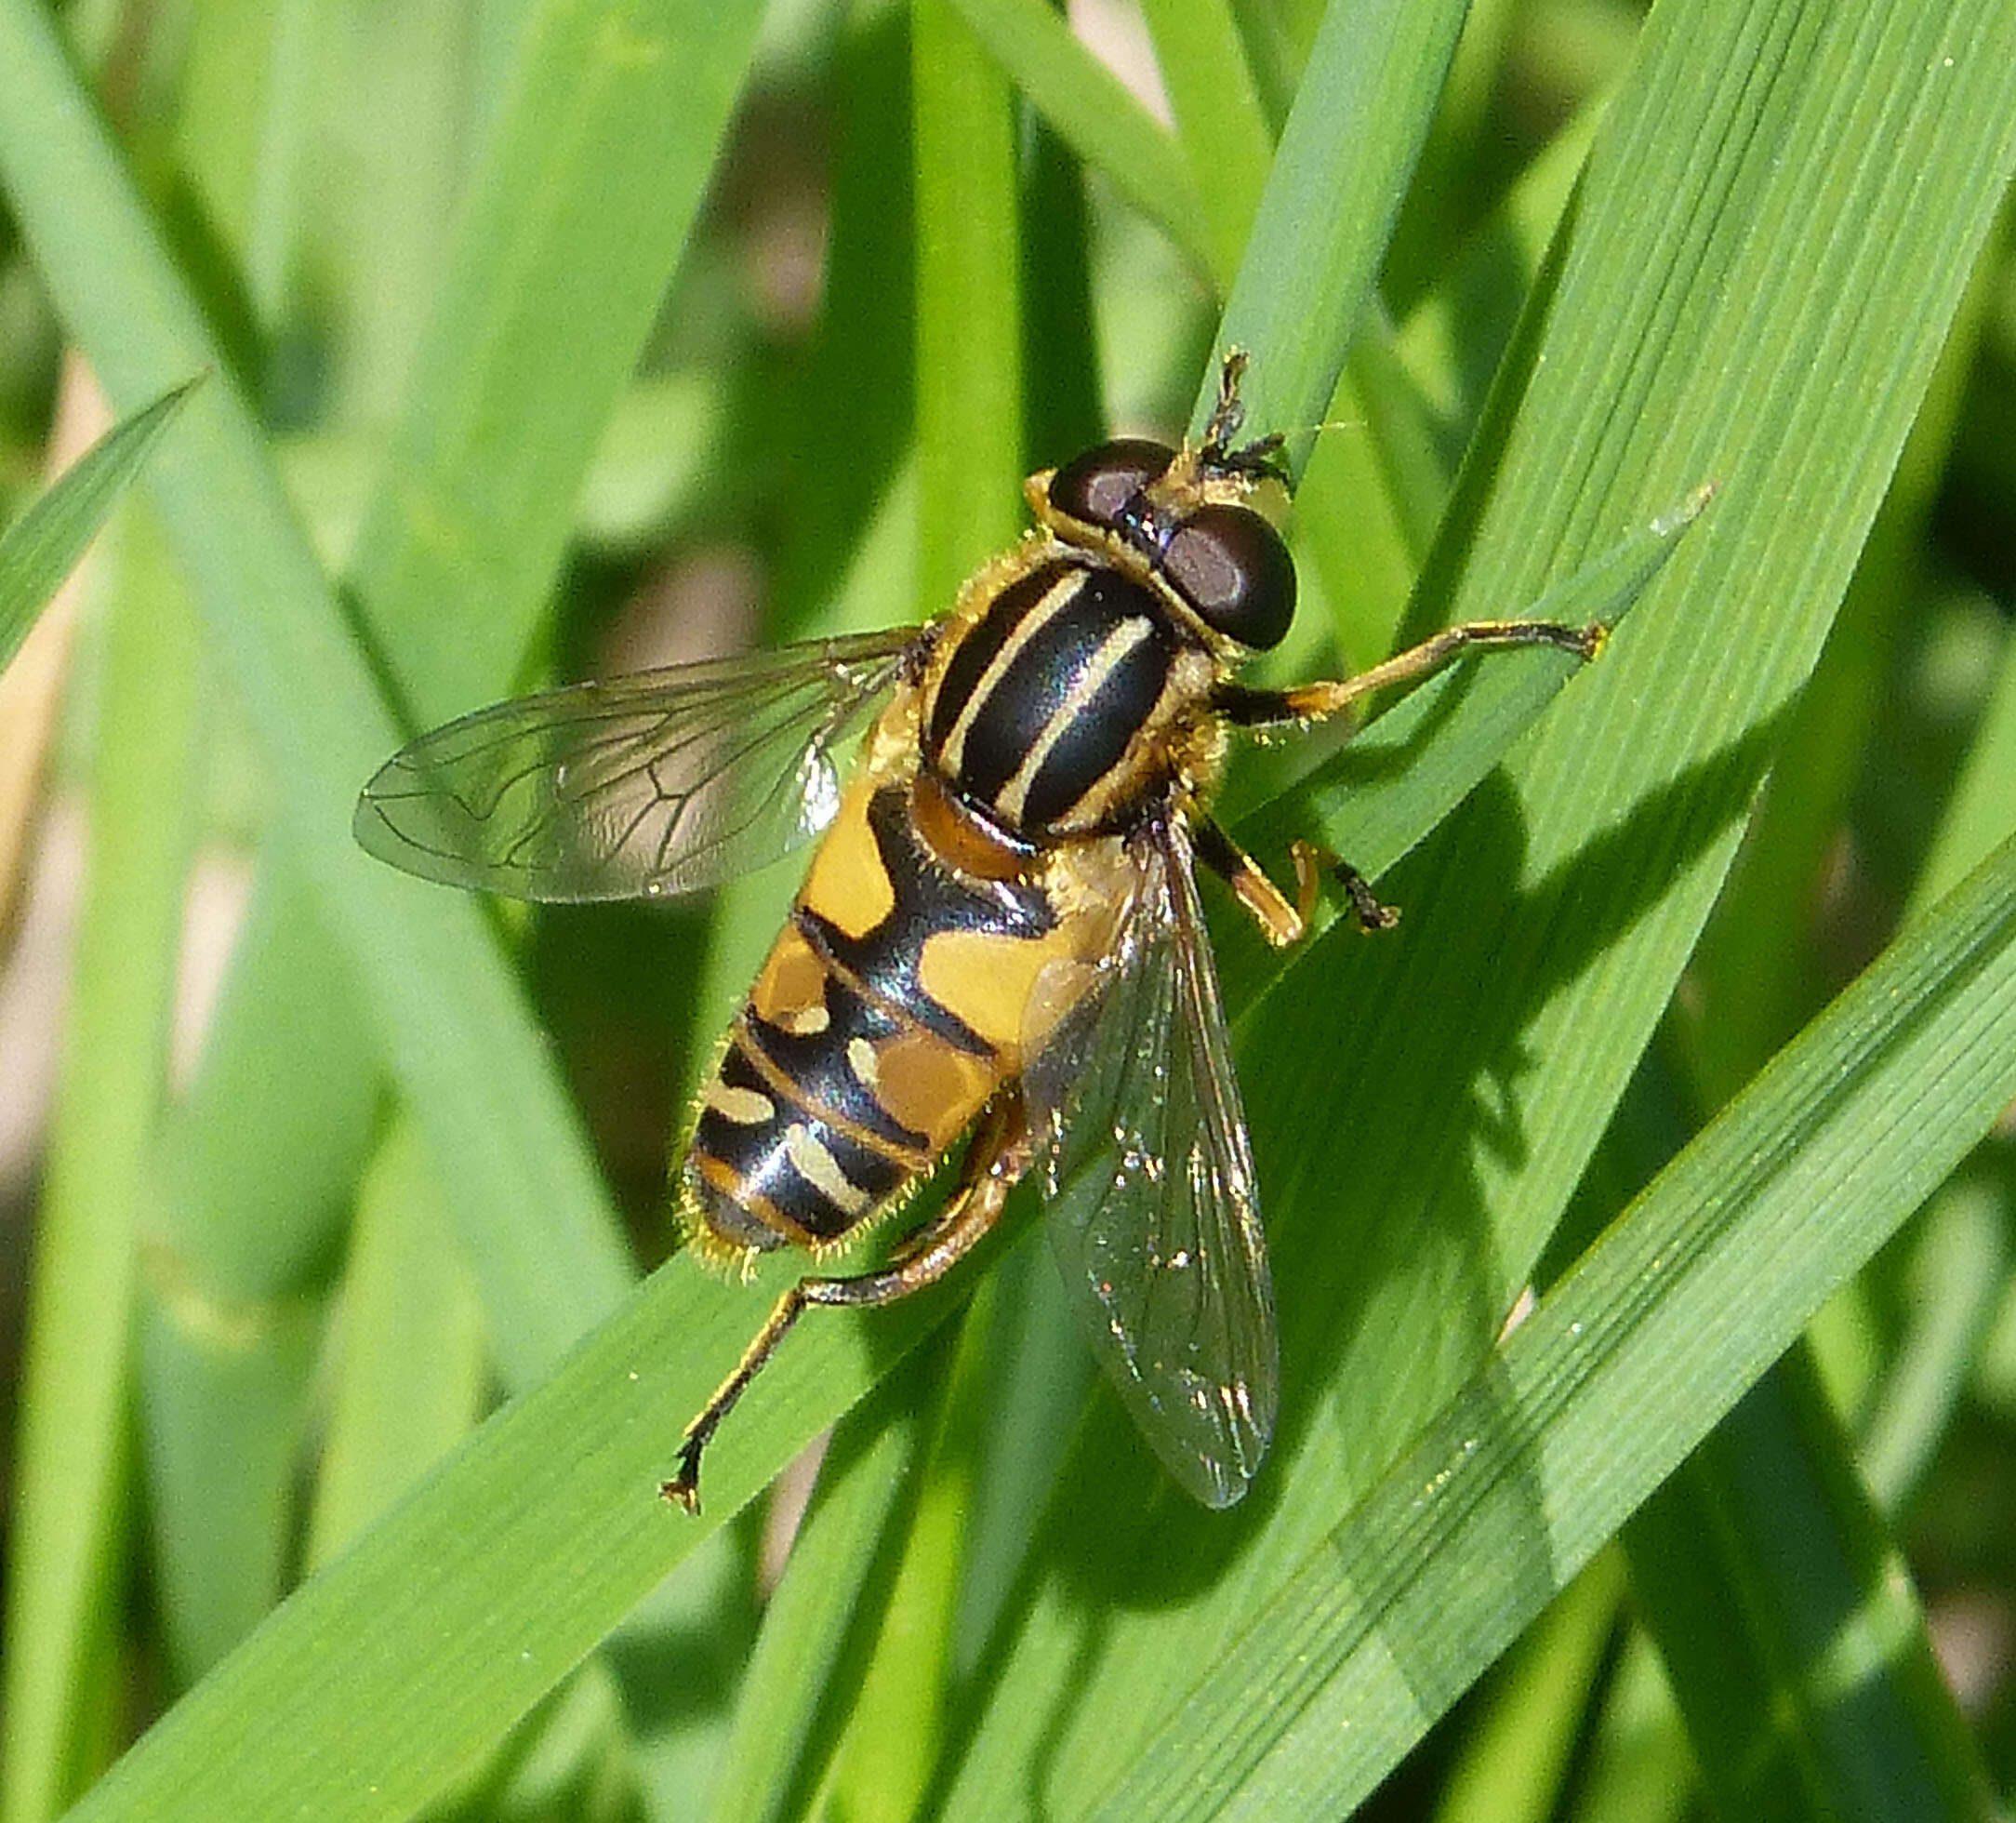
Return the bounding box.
[1292,841,1399,932]
[1196,823,1401,950]
[1195,818,1303,947]
[1215,618,1604,729]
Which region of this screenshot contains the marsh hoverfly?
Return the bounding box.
[355,354,1599,1510]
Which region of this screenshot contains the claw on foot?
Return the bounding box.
[659,1438,705,1514]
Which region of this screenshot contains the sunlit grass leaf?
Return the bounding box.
[1081,822,2016,1819]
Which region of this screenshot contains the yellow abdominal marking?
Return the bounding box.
[800,780,895,938]
[750,924,831,1027]
[846,1036,881,1088]
[918,923,1098,1057]
[865,1026,1001,1152]
[784,1124,871,1216]
[705,1081,775,1125]
[992,616,1156,823]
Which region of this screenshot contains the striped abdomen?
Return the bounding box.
[682,757,1127,1259]
[920,557,1204,838]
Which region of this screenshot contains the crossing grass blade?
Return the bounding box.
[0,374,200,677]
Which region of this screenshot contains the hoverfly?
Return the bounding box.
[355,353,1599,1510]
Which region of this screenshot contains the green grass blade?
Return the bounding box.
[701,1357,938,1823]
[1856,1172,2009,1510]
[1139,0,1272,284]
[1432,1555,1625,1823]
[1155,0,1475,682]
[172,0,317,327]
[1140,0,1446,672]
[763,0,916,638]
[1081,821,2016,1818]
[0,373,199,677]
[822,1305,994,1823]
[1626,1350,1995,1821]
[913,0,1026,604]
[1394,99,1603,460]
[1196,0,1474,450]
[136,1297,322,1688]
[306,3,473,427]
[347,0,770,726]
[945,0,1215,281]
[1589,1045,1992,1823]
[1569,1633,1697,1823]
[0,511,202,1823]
[139,856,380,1683]
[1915,624,2016,916]
[0,0,633,1390]
[303,1115,488,1567]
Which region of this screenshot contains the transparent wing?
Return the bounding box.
[1026,816,1278,1508]
[353,628,923,902]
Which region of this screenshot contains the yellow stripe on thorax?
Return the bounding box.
[991,615,1156,824]
[935,566,1082,777]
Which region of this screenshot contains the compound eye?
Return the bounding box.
[1047,438,1176,531]
[1160,504,1295,648]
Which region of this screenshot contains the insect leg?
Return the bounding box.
[1196,821,1401,947]
[1291,840,1399,932]
[1213,618,1604,728]
[1200,349,1286,475]
[661,1286,810,1514]
[662,1092,1035,1514]
[1194,819,1305,948]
